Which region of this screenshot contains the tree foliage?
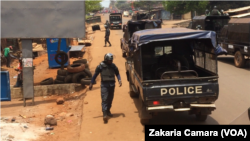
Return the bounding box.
[133,1,162,12]
[115,1,131,10]
[207,1,250,11]
[85,0,103,13]
[162,1,209,15]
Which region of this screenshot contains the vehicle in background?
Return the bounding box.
[109,13,122,29]
[121,19,162,57]
[218,18,250,68]
[123,11,129,17]
[188,15,230,37]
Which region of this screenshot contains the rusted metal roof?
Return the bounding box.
[231,12,250,18]
[224,6,250,13]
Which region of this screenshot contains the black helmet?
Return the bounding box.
[104,53,113,61]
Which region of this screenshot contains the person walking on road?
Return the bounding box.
[104,25,111,47]
[89,53,122,124]
[3,46,13,68]
[105,20,110,28]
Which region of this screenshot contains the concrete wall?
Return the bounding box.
[10,83,83,99]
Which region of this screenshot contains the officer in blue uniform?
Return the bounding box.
[89,53,122,123]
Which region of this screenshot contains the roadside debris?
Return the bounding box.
[56,97,65,104]
[19,114,26,119]
[11,117,16,122]
[44,115,57,126]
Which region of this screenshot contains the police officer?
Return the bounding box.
[89,53,122,123]
[205,9,210,16]
[211,6,221,16]
[104,25,111,47]
[105,20,110,28]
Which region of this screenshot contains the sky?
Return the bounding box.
[100,0,110,8]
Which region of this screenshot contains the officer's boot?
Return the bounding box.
[103,111,108,123]
[107,110,113,117]
[14,80,21,88]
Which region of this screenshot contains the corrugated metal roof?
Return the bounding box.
[224,6,250,13]
[229,18,250,23]
[69,45,85,52]
[231,12,250,18]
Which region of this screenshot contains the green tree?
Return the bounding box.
[207,1,250,12]
[133,1,162,12]
[162,1,209,15]
[85,0,102,13]
[116,1,131,10]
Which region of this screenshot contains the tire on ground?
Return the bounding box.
[72,72,87,83]
[55,51,68,65]
[234,51,245,68]
[84,69,92,78]
[85,64,89,69]
[67,63,85,73]
[64,74,73,83]
[81,78,91,86]
[40,78,53,85]
[57,69,68,76]
[54,79,64,84]
[56,75,66,81]
[73,59,87,64]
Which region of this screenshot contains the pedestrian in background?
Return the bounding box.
[89,53,122,124]
[3,46,13,67]
[104,26,111,47]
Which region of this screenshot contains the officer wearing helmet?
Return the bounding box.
[105,20,110,28]
[205,9,210,16]
[89,53,122,123]
[211,6,221,16]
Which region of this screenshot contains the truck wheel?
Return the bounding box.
[140,119,149,125]
[122,52,127,57]
[234,51,245,68]
[195,114,207,121]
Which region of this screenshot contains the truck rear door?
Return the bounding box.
[143,78,219,100]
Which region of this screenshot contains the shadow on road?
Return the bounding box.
[218,56,250,70]
[130,96,219,125]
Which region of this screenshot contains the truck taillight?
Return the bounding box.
[153,101,160,105]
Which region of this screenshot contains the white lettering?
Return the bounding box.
[160,86,203,96]
[149,129,181,136]
[177,87,183,95]
[161,88,167,96]
[224,129,230,136]
[184,129,218,136]
[149,129,155,136]
[196,86,202,94]
[230,129,237,136]
[188,87,194,94]
[184,129,190,136]
[237,129,244,136]
[169,88,175,95]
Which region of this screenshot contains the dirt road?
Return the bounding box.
[79,14,250,141]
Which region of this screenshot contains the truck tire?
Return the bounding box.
[73,59,87,64]
[140,119,149,125]
[81,78,91,86]
[234,51,245,68]
[56,75,66,81]
[83,69,92,78]
[72,72,87,83]
[139,94,150,125]
[67,63,85,73]
[195,114,207,121]
[64,74,73,83]
[122,52,127,58]
[55,51,68,65]
[54,79,64,84]
[57,69,68,76]
[40,78,53,85]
